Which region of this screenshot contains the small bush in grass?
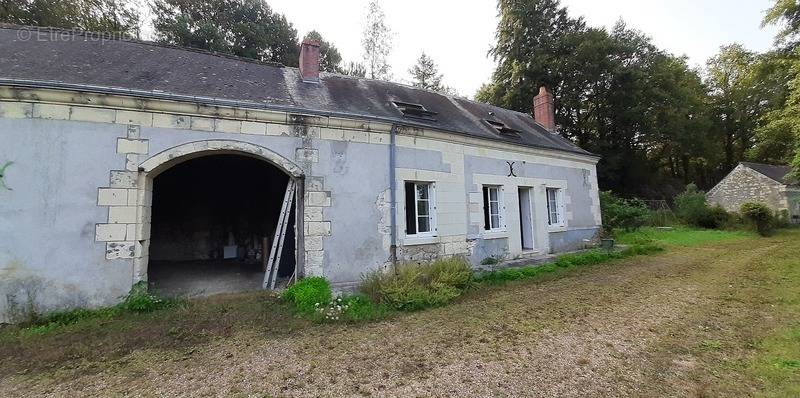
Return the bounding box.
[281,277,332,315]
[359,257,472,311]
[600,191,649,232]
[741,202,775,236]
[675,184,732,229]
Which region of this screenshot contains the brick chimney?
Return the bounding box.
[299,39,320,83]
[533,86,556,132]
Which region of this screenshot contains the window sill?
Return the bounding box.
[547,225,567,233]
[402,235,440,246]
[481,230,508,240]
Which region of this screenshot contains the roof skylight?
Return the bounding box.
[392,101,437,121]
[485,119,521,138]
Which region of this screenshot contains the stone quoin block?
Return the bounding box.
[304,206,324,222]
[95,224,127,242]
[0,102,33,118]
[70,106,115,123]
[97,188,128,206]
[153,113,190,129]
[241,121,267,135]
[106,241,135,260]
[108,206,137,224]
[305,177,325,192]
[190,116,216,131]
[116,138,149,155]
[305,221,331,236]
[305,191,331,207]
[320,128,344,141]
[32,103,71,120]
[109,170,138,188]
[115,110,153,127]
[305,236,324,251]
[215,119,241,134]
[125,154,139,172]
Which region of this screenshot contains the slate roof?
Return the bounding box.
[741,162,797,186]
[0,25,594,157]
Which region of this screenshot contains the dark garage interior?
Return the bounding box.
[148,154,296,297]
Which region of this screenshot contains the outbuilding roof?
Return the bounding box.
[740,162,797,186]
[0,25,594,157]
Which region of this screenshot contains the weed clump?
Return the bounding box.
[360,257,473,311]
[281,277,332,315]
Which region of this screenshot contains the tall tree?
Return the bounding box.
[361,0,391,80]
[478,0,714,198]
[340,61,367,77]
[304,30,342,73]
[0,0,142,36]
[409,52,443,91]
[763,0,800,49]
[151,0,300,66]
[705,44,761,171]
[762,0,800,178]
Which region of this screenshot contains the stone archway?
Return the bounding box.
[132,140,306,291]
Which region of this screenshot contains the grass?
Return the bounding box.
[615,225,753,247]
[475,243,663,284]
[2,229,798,396]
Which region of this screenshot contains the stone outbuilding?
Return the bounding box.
[0,27,602,322]
[706,162,800,222]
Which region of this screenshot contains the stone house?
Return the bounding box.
[0,27,601,322]
[706,162,800,222]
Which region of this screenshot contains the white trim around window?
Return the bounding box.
[404,181,437,238]
[546,187,566,228]
[482,185,506,233]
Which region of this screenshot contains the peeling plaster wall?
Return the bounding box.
[0,97,602,320]
[0,119,135,323]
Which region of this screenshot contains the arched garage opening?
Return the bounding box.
[138,141,305,297]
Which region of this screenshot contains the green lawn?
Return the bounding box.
[615,226,754,247]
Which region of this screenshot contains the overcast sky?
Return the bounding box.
[264,0,780,98]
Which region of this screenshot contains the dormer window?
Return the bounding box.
[392,101,437,121]
[485,119,521,138]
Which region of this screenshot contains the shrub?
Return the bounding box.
[359,257,472,311]
[282,277,332,315]
[674,184,731,229]
[740,202,775,236]
[600,191,649,232]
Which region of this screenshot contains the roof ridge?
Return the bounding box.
[0,23,286,68]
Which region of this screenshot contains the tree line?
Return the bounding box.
[477,0,800,198]
[3,0,799,198]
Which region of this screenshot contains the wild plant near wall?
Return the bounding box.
[360,257,473,311]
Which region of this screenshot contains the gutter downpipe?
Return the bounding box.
[389,123,399,271]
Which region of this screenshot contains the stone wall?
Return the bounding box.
[707,164,788,213]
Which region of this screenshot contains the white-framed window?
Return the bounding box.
[404,181,436,236]
[546,187,565,226]
[483,185,505,231]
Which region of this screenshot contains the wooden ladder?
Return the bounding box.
[263,179,296,290]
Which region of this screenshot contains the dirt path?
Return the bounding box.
[3,232,798,397]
